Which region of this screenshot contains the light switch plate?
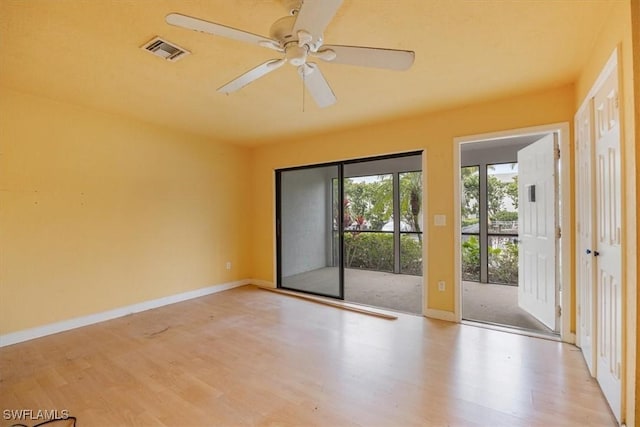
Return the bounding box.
[434,214,446,226]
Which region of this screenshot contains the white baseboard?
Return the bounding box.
[0,279,250,347]
[250,279,275,288]
[424,308,457,322]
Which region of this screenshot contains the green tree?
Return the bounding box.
[505,175,519,210]
[344,176,393,230]
[461,166,511,220]
[400,172,422,237]
[461,167,479,219]
[341,173,423,276]
[487,175,507,218]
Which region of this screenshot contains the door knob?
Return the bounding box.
[594,251,600,256]
[586,249,592,254]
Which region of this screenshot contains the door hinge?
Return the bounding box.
[555,147,561,160]
[556,226,561,239]
[557,305,562,317]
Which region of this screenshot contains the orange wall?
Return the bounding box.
[251,84,575,314]
[0,87,252,335]
[634,1,640,422]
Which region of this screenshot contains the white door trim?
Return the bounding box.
[453,122,573,343]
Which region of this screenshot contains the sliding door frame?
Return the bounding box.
[276,162,344,299]
[276,150,423,300]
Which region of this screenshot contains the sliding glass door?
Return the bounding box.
[276,152,423,313]
[277,164,342,298]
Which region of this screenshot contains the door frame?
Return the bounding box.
[453,123,573,342]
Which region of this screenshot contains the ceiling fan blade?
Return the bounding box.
[299,63,336,108]
[293,0,343,41]
[166,13,281,51]
[317,45,415,71]
[218,59,286,94]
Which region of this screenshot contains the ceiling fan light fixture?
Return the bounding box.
[285,44,308,66]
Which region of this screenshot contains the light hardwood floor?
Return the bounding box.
[0,286,616,426]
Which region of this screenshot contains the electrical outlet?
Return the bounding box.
[225,261,232,270]
[438,281,445,291]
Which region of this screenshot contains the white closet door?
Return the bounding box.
[575,100,597,377]
[594,56,622,423]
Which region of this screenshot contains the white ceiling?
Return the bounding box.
[461,134,545,153]
[0,0,615,145]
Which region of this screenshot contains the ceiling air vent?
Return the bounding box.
[141,37,190,62]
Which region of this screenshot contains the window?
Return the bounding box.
[343,174,395,273]
[487,163,518,284]
[339,171,423,276]
[460,163,519,285]
[461,166,480,281]
[399,171,422,275]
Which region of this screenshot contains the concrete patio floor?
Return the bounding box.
[282,268,554,335]
[283,267,422,314]
[462,281,553,334]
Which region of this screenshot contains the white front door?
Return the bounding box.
[594,60,622,422]
[575,101,597,376]
[517,134,557,331]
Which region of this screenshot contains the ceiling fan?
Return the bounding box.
[166,0,415,108]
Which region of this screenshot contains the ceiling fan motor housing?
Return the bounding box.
[269,15,323,52]
[269,16,296,42]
